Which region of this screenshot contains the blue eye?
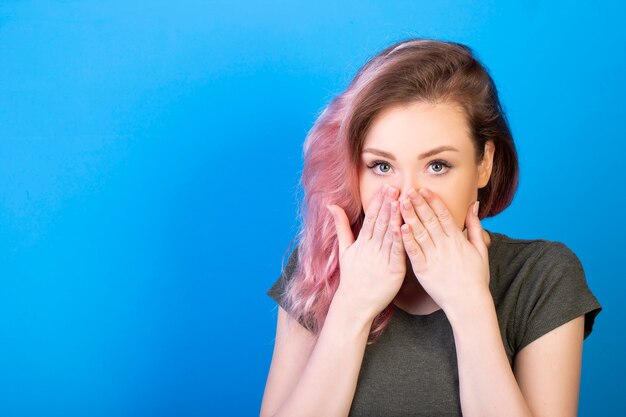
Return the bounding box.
[367,160,392,175]
[431,162,444,172]
[428,160,451,175]
[366,159,452,176]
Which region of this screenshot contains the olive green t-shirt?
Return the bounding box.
[266,231,602,417]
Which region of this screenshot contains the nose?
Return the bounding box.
[385,181,419,202]
[398,180,421,201]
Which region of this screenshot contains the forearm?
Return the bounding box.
[273,292,373,417]
[446,293,533,417]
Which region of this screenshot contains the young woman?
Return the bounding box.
[260,38,602,417]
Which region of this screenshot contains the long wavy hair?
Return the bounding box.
[279,38,519,345]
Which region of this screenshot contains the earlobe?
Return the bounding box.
[478,140,495,189]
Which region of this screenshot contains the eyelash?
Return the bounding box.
[366,159,452,176]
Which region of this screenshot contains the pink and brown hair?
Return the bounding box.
[278,38,519,344]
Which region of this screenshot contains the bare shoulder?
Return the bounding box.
[260,306,317,417]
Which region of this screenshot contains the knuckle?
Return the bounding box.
[365,212,377,224]
[378,215,390,227]
[376,213,390,227]
[405,244,420,257]
[375,222,388,234]
[436,209,451,222]
[414,227,430,242]
[423,216,438,229]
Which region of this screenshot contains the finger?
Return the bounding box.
[401,223,426,266]
[465,201,488,260]
[389,223,405,266]
[409,188,445,241]
[372,197,392,245]
[399,196,435,253]
[417,188,459,237]
[389,200,406,266]
[327,204,355,258]
[360,184,387,240]
[382,200,400,258]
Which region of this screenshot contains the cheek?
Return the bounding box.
[358,168,382,213]
[359,183,378,213]
[436,184,477,229]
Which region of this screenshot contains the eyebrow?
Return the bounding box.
[362,145,460,161]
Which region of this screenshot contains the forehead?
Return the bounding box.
[363,101,474,154]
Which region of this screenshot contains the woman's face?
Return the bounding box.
[358,101,494,230]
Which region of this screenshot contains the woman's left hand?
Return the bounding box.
[399,187,491,316]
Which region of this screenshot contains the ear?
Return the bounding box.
[477,140,495,189]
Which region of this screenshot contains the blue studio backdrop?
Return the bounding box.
[1,1,624,416]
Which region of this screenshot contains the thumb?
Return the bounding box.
[327,204,355,257]
[465,201,488,260]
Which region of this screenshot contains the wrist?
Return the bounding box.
[443,288,495,329]
[332,287,377,329]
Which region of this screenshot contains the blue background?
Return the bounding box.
[1,1,624,416]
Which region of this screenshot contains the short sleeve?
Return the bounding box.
[266,244,300,315]
[514,242,602,352]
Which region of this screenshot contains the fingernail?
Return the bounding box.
[418,188,430,198]
[473,201,480,216]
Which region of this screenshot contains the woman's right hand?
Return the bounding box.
[327,184,406,322]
